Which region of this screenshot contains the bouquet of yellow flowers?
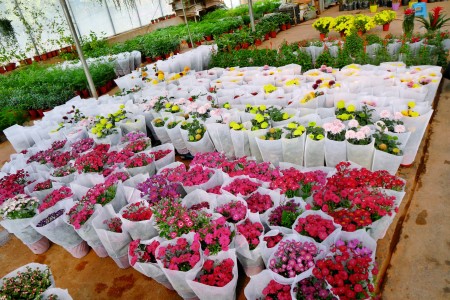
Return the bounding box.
[312,17,335,34]
[373,10,396,25]
[263,84,278,94]
[353,15,376,32]
[401,101,420,117]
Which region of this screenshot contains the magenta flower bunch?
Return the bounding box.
[124,153,154,168]
[157,236,201,271]
[158,164,187,182]
[181,165,214,186]
[222,157,280,182]
[120,131,147,143]
[150,149,172,161]
[246,192,273,214]
[129,239,160,266]
[0,170,33,205]
[236,219,264,250]
[189,201,210,210]
[223,178,259,197]
[294,214,338,243]
[269,239,320,278]
[33,179,53,192]
[152,198,211,239]
[70,138,95,157]
[38,186,73,213]
[137,174,181,205]
[74,149,108,173]
[206,185,222,195]
[195,258,235,287]
[80,182,117,206]
[293,276,336,300]
[67,202,95,229]
[261,279,292,300]
[50,151,73,168]
[268,200,303,228]
[103,217,123,233]
[51,140,67,150]
[263,233,284,249]
[124,138,151,153]
[51,164,76,178]
[191,152,228,169]
[105,171,130,186]
[197,216,234,255]
[215,200,247,223]
[106,149,135,165]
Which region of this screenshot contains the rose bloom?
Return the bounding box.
[348,119,359,128]
[394,111,403,120]
[345,130,356,140]
[394,124,406,133]
[355,131,366,140]
[360,126,371,135]
[379,110,392,119]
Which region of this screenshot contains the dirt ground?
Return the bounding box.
[1,3,450,299]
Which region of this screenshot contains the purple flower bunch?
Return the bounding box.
[71,138,94,157]
[121,131,147,143]
[269,239,319,278]
[137,174,181,205]
[293,276,336,300]
[335,239,373,258]
[36,209,64,227]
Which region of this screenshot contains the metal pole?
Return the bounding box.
[66,0,83,40]
[181,0,195,48]
[59,0,98,99]
[134,3,143,27]
[104,0,117,35]
[13,0,40,56]
[248,0,255,32]
[158,0,164,18]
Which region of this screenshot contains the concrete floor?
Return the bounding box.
[1,3,450,299]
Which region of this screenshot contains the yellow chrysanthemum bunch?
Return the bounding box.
[285,78,300,86]
[312,17,335,34]
[353,14,376,32]
[334,15,355,36]
[264,84,278,94]
[401,101,420,117]
[229,121,245,130]
[300,91,318,104]
[373,10,396,25]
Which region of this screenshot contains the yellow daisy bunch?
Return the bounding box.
[373,10,396,26]
[353,14,376,32]
[401,101,420,117]
[312,17,336,34]
[300,91,317,104]
[264,84,278,94]
[285,78,300,86]
[334,15,354,36]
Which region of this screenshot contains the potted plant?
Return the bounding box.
[403,8,416,38]
[191,33,204,46]
[334,15,354,37]
[392,0,401,10]
[353,14,376,35]
[417,6,450,34]
[373,10,397,31]
[370,0,378,12]
[312,17,335,40]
